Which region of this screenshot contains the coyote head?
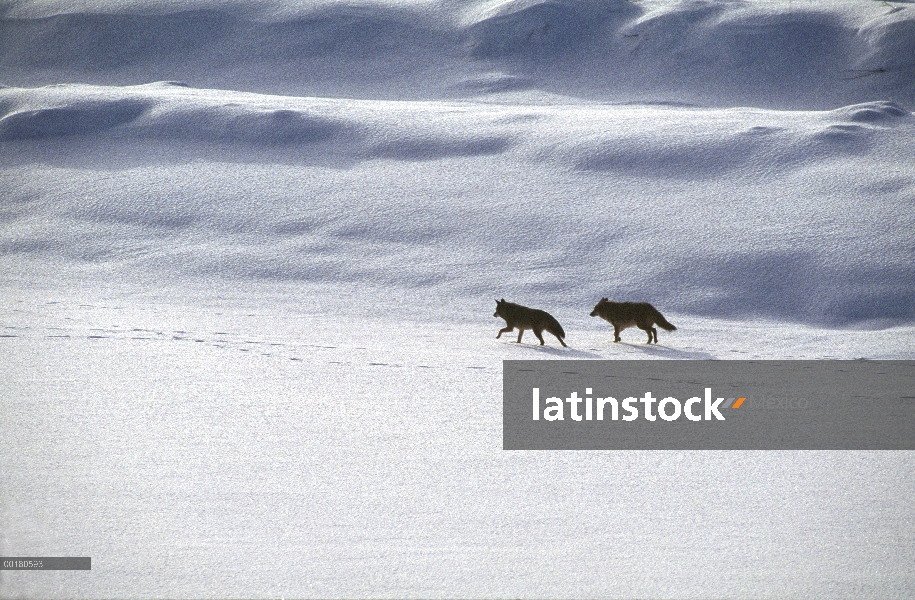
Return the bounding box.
[494,298,506,318]
[590,297,610,317]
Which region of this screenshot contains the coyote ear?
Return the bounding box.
[602,297,608,301]
[500,298,505,303]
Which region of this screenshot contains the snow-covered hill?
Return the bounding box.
[2,82,913,326]
[2,0,914,108]
[2,0,914,598]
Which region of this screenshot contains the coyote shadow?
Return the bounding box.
[498,340,602,358]
[528,344,603,359]
[620,343,716,360]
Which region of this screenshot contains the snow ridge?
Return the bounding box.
[2,0,914,108]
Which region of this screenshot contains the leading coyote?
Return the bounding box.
[494,299,567,347]
[590,298,676,344]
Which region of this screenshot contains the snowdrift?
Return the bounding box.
[2,0,914,108]
[1,82,913,326]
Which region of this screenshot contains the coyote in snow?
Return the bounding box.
[494,299,567,347]
[590,298,676,344]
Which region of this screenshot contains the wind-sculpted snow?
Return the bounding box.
[0,9,234,70]
[655,251,915,326]
[1,84,913,326]
[0,83,341,144]
[2,0,914,108]
[0,83,522,154]
[144,105,342,145]
[572,100,909,177]
[0,97,151,140]
[831,99,910,123]
[465,0,639,59]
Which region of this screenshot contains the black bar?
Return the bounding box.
[0,557,90,570]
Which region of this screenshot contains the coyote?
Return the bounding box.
[590,298,676,344]
[494,299,567,347]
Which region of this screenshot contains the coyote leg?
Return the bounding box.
[638,322,655,344]
[497,326,513,339]
[613,326,622,342]
[516,329,524,343]
[534,329,545,345]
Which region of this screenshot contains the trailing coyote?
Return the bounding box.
[494,299,567,347]
[590,298,676,344]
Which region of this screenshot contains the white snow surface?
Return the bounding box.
[2,0,915,597]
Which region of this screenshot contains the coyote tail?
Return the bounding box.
[655,312,676,332]
[547,315,566,339]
